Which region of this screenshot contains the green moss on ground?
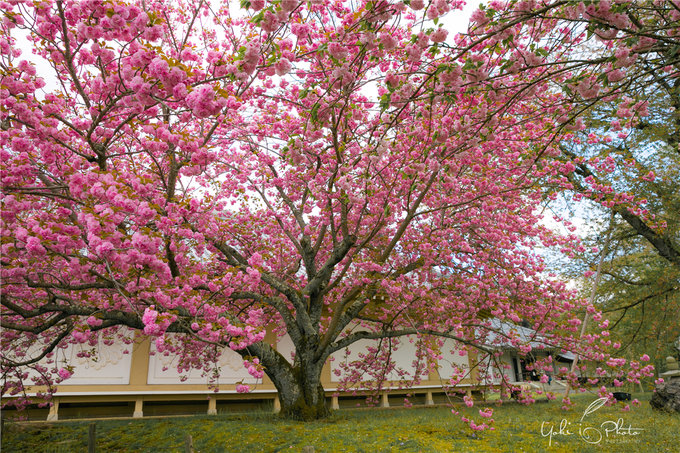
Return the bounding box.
[2,393,678,452]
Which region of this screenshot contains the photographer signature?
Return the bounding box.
[540,397,644,446]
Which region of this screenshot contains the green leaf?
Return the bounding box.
[252,11,265,24]
[379,93,391,111]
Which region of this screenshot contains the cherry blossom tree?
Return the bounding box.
[1,0,658,421]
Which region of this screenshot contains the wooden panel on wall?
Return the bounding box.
[60,340,134,385]
[18,331,135,386]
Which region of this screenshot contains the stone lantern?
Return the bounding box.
[660,356,680,380]
[650,356,680,413]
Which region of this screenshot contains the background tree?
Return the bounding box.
[474,0,680,385]
[553,78,680,374]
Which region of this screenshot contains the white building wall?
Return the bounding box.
[330,335,430,383]
[147,335,257,385]
[435,338,471,381]
[276,333,296,364]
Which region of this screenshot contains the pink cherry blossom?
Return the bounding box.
[57,368,72,380]
[430,28,448,43]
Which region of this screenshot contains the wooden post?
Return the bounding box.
[88,423,96,453]
[380,392,389,408]
[273,396,281,414]
[331,395,339,410]
[46,398,59,421]
[184,434,193,453]
[425,391,434,406]
[207,396,217,415]
[133,398,143,418]
[564,213,614,400]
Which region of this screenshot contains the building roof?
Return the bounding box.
[479,318,557,352]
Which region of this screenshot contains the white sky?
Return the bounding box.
[446,0,485,34]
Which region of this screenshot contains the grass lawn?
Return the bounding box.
[2,392,678,452]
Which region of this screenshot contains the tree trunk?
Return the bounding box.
[273,359,330,420]
[251,343,330,420]
[277,372,330,421]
